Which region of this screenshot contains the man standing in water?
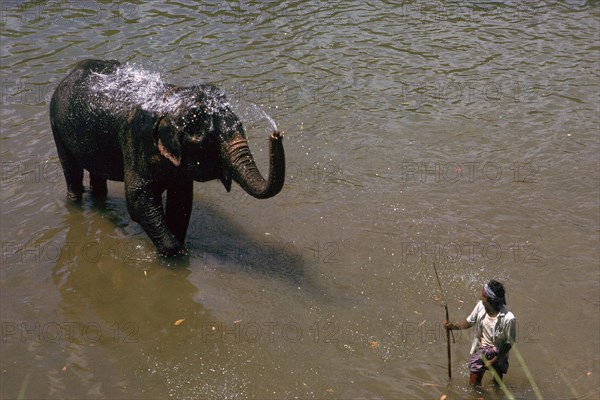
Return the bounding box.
[444,280,517,386]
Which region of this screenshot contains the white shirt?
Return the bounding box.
[466,300,517,356]
[480,314,497,348]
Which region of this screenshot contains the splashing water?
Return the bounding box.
[91,65,163,111]
[89,64,196,114]
[244,104,278,131]
[260,108,278,131]
[89,63,275,137]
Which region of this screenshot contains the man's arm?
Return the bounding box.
[444,320,472,330]
[487,316,516,365]
[444,301,481,331]
[484,343,512,367]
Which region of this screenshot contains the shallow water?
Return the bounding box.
[1,1,599,399]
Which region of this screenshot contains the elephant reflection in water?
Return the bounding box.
[50,59,285,257]
[49,209,205,396]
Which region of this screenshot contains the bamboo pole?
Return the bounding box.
[433,262,454,379]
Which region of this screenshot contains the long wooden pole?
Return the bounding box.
[444,301,452,379]
[433,263,452,379]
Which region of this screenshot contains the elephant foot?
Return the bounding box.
[66,184,84,201]
[155,235,187,258]
[158,243,188,258]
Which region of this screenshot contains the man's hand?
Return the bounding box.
[485,355,498,368]
[443,319,471,330]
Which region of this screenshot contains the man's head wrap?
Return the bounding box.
[484,280,506,306]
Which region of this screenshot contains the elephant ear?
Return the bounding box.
[154,116,182,166]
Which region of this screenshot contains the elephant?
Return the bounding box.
[49,59,285,257]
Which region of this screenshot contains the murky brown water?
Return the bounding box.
[1,1,599,399]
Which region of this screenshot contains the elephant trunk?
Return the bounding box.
[223,131,285,199]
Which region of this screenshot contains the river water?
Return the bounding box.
[1,1,599,399]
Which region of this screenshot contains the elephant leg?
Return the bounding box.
[90,174,108,198]
[52,127,83,200]
[165,180,193,244]
[125,175,185,257]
